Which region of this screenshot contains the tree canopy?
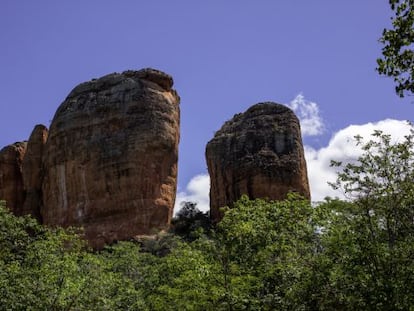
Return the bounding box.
[377,0,414,97]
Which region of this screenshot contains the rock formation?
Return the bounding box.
[0,68,180,248]
[206,102,310,221]
[41,68,180,248]
[22,124,48,221]
[0,141,27,215]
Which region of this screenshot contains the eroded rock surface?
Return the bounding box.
[22,124,48,220]
[0,142,27,215]
[41,68,180,248]
[206,102,310,221]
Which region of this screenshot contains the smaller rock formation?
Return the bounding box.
[0,141,27,215]
[206,102,310,222]
[22,124,48,220]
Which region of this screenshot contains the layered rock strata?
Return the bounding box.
[206,102,310,221]
[41,68,180,248]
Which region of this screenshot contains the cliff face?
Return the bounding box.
[41,69,180,248]
[0,68,180,249]
[0,142,27,215]
[206,102,310,221]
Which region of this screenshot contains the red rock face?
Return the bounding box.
[41,69,180,248]
[21,125,48,221]
[206,103,310,222]
[0,142,27,215]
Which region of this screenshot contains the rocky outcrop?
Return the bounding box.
[0,142,27,215]
[41,68,180,248]
[21,124,48,221]
[206,102,310,221]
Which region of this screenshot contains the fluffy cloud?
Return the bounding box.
[288,94,324,136]
[175,119,411,213]
[174,174,210,213]
[306,119,412,202]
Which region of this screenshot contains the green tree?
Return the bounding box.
[147,240,223,311]
[213,194,318,310]
[377,0,414,97]
[318,129,414,310]
[0,203,135,310]
[99,241,161,310]
[142,195,319,311]
[170,202,212,241]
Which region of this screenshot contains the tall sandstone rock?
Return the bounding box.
[206,102,310,221]
[0,142,27,215]
[41,68,180,248]
[22,124,49,221]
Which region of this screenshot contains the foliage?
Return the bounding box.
[170,201,212,241]
[214,194,318,310]
[0,202,142,310]
[322,130,414,310]
[0,200,45,263]
[137,232,179,257]
[377,0,414,97]
[147,241,223,310]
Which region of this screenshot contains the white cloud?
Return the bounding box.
[175,174,210,214]
[288,93,324,136]
[305,119,412,202]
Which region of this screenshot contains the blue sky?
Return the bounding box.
[1,1,412,211]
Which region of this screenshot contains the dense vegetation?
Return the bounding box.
[1,129,414,310]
